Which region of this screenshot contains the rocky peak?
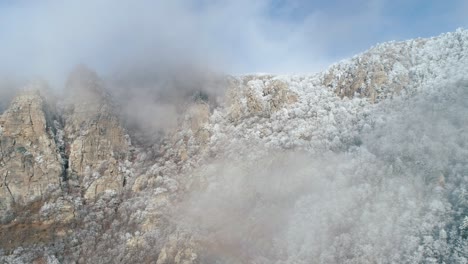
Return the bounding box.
[0,87,63,214]
[62,67,131,200]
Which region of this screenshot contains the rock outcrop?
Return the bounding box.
[0,67,132,221]
[63,66,130,200]
[0,88,63,213]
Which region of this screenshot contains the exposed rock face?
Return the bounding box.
[0,89,63,212]
[63,66,130,200]
[0,66,133,214]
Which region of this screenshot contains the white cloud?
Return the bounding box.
[0,0,462,84]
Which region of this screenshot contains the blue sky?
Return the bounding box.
[0,0,466,84]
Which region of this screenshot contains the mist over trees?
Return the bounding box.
[0,19,468,264]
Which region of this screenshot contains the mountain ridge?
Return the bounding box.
[1,29,468,263]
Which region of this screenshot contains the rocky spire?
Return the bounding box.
[62,65,131,200]
[0,86,63,212]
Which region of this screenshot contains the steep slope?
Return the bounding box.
[99,29,468,263]
[322,28,468,101]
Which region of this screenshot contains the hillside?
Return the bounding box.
[1,29,468,263]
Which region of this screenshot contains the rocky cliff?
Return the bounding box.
[63,66,131,201]
[0,87,63,213]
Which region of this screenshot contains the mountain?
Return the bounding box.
[1,29,468,263]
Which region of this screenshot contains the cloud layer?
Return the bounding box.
[0,0,466,84]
